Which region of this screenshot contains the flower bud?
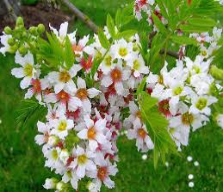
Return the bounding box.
[43,178,58,189]
[7,38,15,46]
[210,65,223,80]
[4,26,12,34]
[16,17,24,27]
[10,43,18,53]
[18,46,28,55]
[37,24,45,34]
[29,26,37,35]
[56,181,67,191]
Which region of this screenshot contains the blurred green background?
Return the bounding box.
[0,0,223,191]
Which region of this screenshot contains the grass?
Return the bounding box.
[1,0,223,191]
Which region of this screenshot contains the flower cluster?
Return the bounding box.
[1,2,223,191]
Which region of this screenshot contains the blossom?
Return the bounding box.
[69,146,97,178]
[77,116,107,151]
[127,119,154,152]
[48,65,81,94]
[11,51,36,89]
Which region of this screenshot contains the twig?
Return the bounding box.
[62,0,99,33]
[160,49,179,59]
[3,0,17,20]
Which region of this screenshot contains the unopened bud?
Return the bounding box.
[37,24,45,34]
[4,26,12,34]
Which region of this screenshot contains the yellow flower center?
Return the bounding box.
[59,71,71,83]
[24,63,33,77]
[119,47,128,57]
[133,60,141,70]
[181,112,194,125]
[76,88,88,100]
[87,127,96,140]
[58,121,67,131]
[78,154,87,165]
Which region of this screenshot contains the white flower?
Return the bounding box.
[11,51,36,89]
[35,121,51,146]
[190,95,217,116]
[0,33,12,55]
[216,114,223,129]
[48,65,81,94]
[77,116,107,151]
[50,115,74,139]
[127,54,149,77]
[101,63,131,96]
[88,154,118,190]
[49,22,76,44]
[43,178,58,190]
[69,146,96,178]
[111,38,133,60]
[127,119,154,152]
[75,77,100,113]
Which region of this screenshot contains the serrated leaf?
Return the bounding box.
[139,91,176,168]
[64,36,75,69]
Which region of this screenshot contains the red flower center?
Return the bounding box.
[97,167,108,181]
[110,68,122,82]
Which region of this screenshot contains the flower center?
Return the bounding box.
[87,127,96,140]
[24,63,33,77]
[181,112,194,125]
[133,60,141,70]
[173,86,183,96]
[31,79,41,93]
[192,65,201,74]
[196,98,207,110]
[58,121,67,131]
[158,99,171,117]
[59,71,71,83]
[72,44,83,52]
[52,149,58,160]
[110,68,122,82]
[76,88,88,100]
[135,111,141,119]
[138,128,147,139]
[78,154,87,165]
[57,91,70,103]
[105,55,112,67]
[118,47,128,57]
[97,167,108,181]
[158,75,164,84]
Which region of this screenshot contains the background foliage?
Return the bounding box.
[0,0,223,191]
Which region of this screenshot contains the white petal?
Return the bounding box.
[101,76,112,87]
[54,82,64,94]
[11,68,25,78]
[87,88,100,98]
[20,77,31,89]
[59,22,68,38]
[77,129,88,139]
[77,77,86,88]
[76,165,86,178]
[89,140,98,151]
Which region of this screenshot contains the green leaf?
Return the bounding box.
[187,17,216,28]
[116,30,137,40]
[171,35,198,45]
[139,91,176,168]
[107,14,116,38]
[98,29,111,49]
[64,36,75,69]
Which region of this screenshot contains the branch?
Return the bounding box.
[160,49,179,59]
[3,0,17,20]
[62,0,99,33]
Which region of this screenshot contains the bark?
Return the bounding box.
[0,0,21,20]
